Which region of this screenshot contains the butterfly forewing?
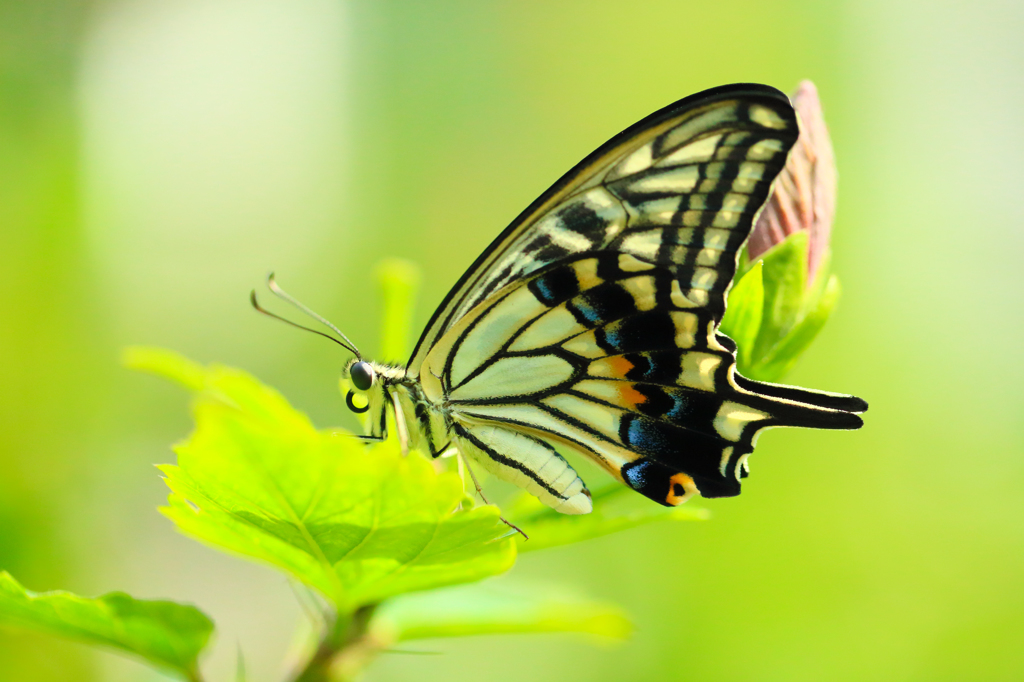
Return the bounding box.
[409,84,799,373]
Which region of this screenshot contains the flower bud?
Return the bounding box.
[747,80,836,283]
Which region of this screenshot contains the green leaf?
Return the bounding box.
[805,246,834,316]
[733,234,843,382]
[370,581,631,643]
[751,231,809,362]
[0,571,212,681]
[749,274,842,382]
[124,346,206,392]
[127,347,516,613]
[506,485,709,553]
[720,261,765,373]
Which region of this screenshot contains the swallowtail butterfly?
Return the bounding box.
[256,83,867,516]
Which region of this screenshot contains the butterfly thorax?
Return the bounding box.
[344,359,456,457]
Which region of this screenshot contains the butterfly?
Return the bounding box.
[254,83,867,516]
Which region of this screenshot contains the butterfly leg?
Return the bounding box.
[457,450,529,540]
[392,397,411,456]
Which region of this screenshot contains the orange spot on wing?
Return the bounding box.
[606,355,635,378]
[666,472,696,506]
[619,382,647,409]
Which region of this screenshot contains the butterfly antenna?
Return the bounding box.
[250,289,361,357]
[262,273,363,357]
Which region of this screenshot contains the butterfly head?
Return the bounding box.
[343,358,379,415]
[342,358,407,438]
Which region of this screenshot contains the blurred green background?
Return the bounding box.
[2,0,1022,680]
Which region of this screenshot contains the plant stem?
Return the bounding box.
[291,604,380,682]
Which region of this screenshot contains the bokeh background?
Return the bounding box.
[2,1,1022,680]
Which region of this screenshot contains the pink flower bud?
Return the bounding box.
[747,80,837,283]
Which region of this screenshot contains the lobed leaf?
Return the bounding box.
[370,581,631,643]
[127,347,516,613]
[0,571,212,681]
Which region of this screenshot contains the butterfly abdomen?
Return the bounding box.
[453,421,593,514]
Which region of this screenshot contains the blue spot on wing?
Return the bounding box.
[532,278,558,304]
[621,414,730,482]
[665,391,721,429]
[598,312,680,353]
[627,416,673,453]
[622,458,655,490]
[573,298,602,324]
[529,267,579,306]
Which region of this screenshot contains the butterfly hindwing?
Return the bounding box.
[424,253,862,505]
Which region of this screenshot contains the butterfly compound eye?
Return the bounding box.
[350,361,375,391]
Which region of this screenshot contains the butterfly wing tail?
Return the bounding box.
[732,373,867,430]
